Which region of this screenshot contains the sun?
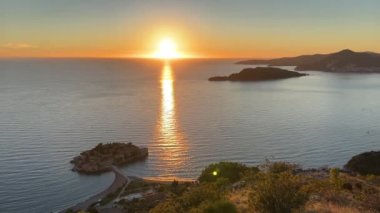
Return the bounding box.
[154,38,182,59]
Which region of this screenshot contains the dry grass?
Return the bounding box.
[225,171,380,213]
[304,201,373,213]
[227,187,251,213]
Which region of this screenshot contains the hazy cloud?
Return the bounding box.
[1,43,37,49]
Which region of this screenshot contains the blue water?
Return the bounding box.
[0,59,379,212]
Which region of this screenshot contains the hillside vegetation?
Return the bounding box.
[150,161,380,213]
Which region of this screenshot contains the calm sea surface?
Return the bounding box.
[0,59,379,212]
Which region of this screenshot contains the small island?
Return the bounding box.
[208,67,307,82]
[71,142,148,174]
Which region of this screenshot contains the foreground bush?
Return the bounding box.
[179,183,221,208]
[249,170,309,213]
[329,168,344,190]
[150,183,221,213]
[150,200,184,213]
[200,200,238,213]
[265,161,299,174]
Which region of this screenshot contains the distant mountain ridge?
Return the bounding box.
[237,54,328,66]
[237,49,380,73]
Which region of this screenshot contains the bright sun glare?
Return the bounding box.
[154,38,182,59]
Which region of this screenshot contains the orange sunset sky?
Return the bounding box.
[1,0,379,58]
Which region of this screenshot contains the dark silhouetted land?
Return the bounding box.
[345,151,380,175]
[208,67,307,81]
[237,54,327,66]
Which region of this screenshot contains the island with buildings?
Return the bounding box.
[71,142,148,174]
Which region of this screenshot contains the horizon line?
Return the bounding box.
[0,56,272,60]
[0,48,376,61]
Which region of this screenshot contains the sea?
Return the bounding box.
[0,58,379,212]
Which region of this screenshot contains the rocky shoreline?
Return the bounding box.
[71,142,148,174]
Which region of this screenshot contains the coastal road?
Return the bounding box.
[100,166,132,209]
[59,166,129,213]
[115,169,131,200]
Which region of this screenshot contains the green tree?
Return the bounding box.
[198,162,250,183]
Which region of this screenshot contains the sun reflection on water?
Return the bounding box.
[161,63,175,132]
[153,62,189,179]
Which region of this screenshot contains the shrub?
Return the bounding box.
[198,162,250,183]
[355,183,362,190]
[366,174,376,181]
[150,200,184,213]
[249,171,309,213]
[171,179,179,187]
[330,168,343,190]
[179,183,221,209]
[214,177,230,188]
[342,182,353,191]
[170,180,188,195]
[150,183,221,213]
[262,161,299,174]
[200,200,238,213]
[362,193,380,211]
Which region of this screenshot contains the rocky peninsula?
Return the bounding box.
[345,151,380,175]
[71,142,148,174]
[295,49,380,72]
[208,67,307,82]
